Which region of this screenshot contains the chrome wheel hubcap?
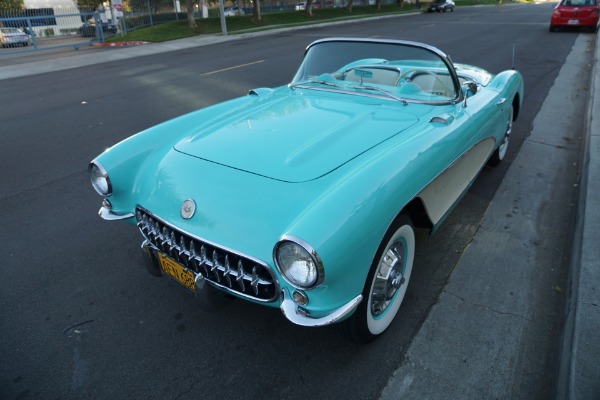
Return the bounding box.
[371,240,405,316]
[498,109,513,159]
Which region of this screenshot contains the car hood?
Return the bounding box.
[174,91,419,182]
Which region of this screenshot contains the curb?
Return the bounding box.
[91,41,151,47]
[555,32,600,400]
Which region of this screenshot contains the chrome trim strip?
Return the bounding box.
[98,200,134,221]
[430,116,450,125]
[279,288,363,327]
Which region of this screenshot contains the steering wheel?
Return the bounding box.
[400,70,451,97]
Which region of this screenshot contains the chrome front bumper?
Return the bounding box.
[101,198,364,327]
[98,200,134,221]
[279,288,363,327]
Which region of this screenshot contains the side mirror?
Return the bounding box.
[461,81,478,107]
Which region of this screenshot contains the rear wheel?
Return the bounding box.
[488,105,514,166]
[342,214,415,344]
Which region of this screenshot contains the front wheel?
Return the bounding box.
[342,214,415,344]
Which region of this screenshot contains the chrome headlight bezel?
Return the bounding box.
[89,160,112,197]
[273,236,324,290]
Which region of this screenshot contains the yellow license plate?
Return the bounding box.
[157,252,196,292]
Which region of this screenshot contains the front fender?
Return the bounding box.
[489,70,524,113]
[91,94,266,218]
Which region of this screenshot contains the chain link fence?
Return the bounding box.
[0,2,188,59]
[1,0,404,59]
[0,7,106,58]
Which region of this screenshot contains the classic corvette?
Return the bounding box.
[89,38,523,343]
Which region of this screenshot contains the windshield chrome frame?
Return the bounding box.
[292,37,464,106]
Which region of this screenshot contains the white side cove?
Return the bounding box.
[418,137,496,225]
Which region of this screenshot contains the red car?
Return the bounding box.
[550,0,599,32]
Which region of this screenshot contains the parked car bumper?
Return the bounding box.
[1,38,30,46]
[551,15,599,28]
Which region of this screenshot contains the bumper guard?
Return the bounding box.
[279,288,362,327]
[98,199,134,221]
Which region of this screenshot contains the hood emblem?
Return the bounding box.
[180,199,196,219]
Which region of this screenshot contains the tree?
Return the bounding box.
[346,0,353,12]
[76,0,104,11]
[0,0,25,12]
[305,0,313,17]
[151,0,176,13]
[252,0,262,21]
[185,0,196,28]
[127,0,175,14]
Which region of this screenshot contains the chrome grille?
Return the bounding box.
[136,207,278,302]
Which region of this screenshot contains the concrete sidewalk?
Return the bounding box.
[0,33,253,80]
[1,23,597,399]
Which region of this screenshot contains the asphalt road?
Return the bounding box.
[0,3,587,399]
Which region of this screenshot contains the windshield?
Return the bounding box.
[291,39,459,104]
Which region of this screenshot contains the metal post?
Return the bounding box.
[94,12,105,42]
[26,18,38,50]
[147,0,154,26]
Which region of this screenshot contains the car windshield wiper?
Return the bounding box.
[352,85,408,105]
[289,77,340,90]
[290,78,408,105]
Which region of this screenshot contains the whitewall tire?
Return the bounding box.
[342,214,415,344]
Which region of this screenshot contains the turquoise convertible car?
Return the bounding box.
[89,38,523,343]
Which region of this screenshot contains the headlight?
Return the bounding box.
[89,161,112,196]
[274,236,323,289]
